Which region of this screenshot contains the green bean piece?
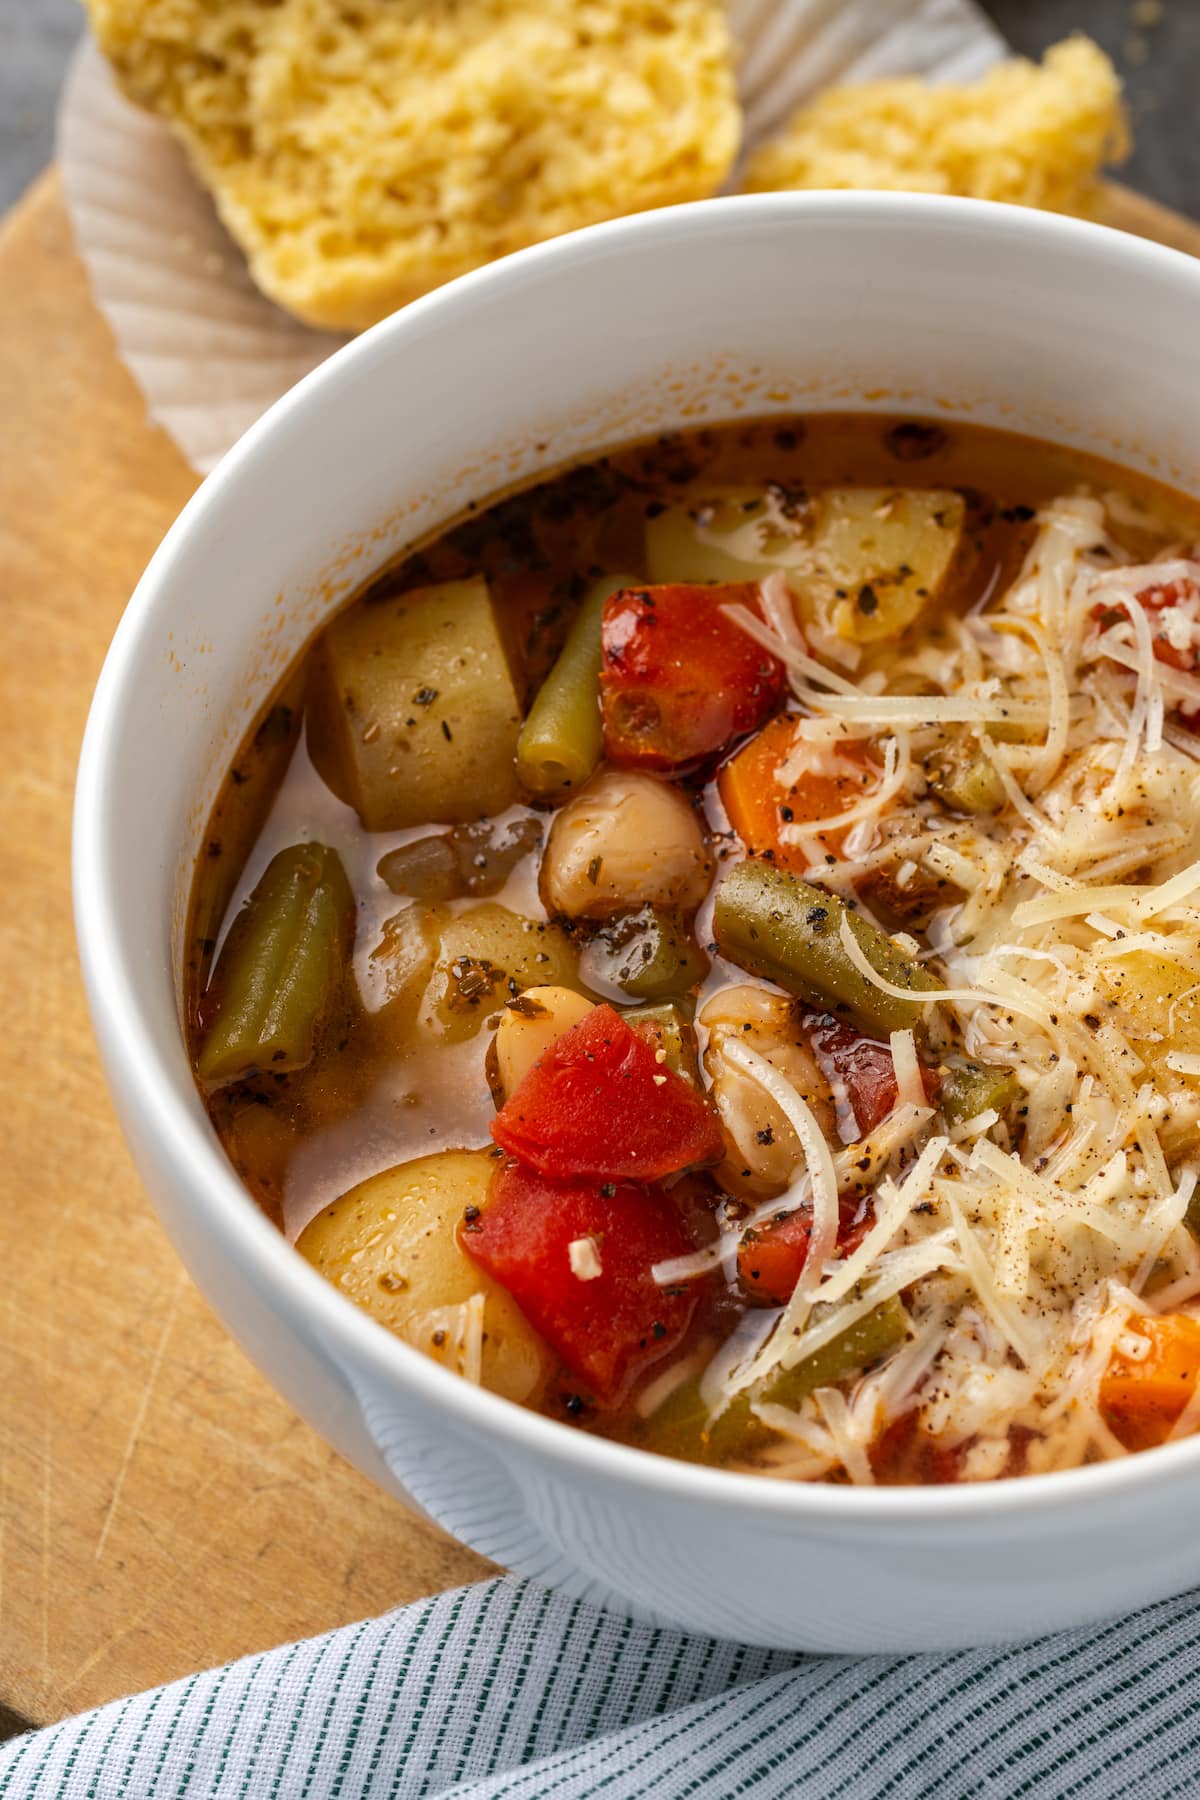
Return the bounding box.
[642,1296,908,1465]
[198,843,356,1088]
[712,860,939,1035]
[579,906,709,1003]
[768,1295,909,1411]
[927,742,1005,816]
[369,904,439,1018]
[516,573,634,795]
[941,1062,1022,1129]
[641,1380,768,1466]
[376,835,460,903]
[624,1001,701,1084]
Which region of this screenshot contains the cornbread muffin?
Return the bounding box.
[86,0,740,331]
[743,37,1129,217]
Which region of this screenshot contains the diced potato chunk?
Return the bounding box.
[801,488,965,644]
[1097,948,1200,1088]
[297,1149,550,1402]
[360,902,441,1059]
[421,903,583,1042]
[493,984,595,1100]
[645,485,814,588]
[700,985,835,1199]
[364,903,438,1018]
[306,576,522,830]
[540,768,712,920]
[644,484,964,645]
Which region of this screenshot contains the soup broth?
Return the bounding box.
[186,414,1200,1484]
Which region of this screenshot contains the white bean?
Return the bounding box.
[540,769,711,920]
[493,984,594,1100]
[701,985,835,1199]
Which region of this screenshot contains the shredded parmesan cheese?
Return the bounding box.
[792,691,1052,728]
[756,571,806,652]
[568,1236,603,1281]
[720,602,862,696]
[889,1029,926,1112]
[813,1137,947,1310]
[687,496,1200,1479]
[813,1387,875,1485]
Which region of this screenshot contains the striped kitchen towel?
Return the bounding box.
[1,1574,1196,1798]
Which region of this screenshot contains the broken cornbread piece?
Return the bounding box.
[743,37,1129,217]
[85,0,740,330]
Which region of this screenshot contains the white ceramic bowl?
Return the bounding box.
[75,195,1200,1653]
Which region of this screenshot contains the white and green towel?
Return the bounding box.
[1,1574,1195,1797]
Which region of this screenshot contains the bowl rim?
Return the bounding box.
[74,189,1200,1527]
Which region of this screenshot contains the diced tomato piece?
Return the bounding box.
[601,582,786,772]
[1133,578,1200,674]
[868,1414,965,1484]
[736,1195,870,1307]
[870,1416,1029,1484]
[806,1014,900,1137]
[736,1210,813,1307]
[719,714,880,870]
[1093,577,1200,730]
[463,1160,698,1403]
[869,1410,922,1481]
[1138,579,1200,729]
[491,1004,723,1180]
[1101,576,1200,680]
[804,1013,940,1139]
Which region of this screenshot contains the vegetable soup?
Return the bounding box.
[186,414,1200,1484]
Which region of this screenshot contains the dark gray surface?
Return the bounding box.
[0,4,1195,215]
[982,0,1198,217]
[1,0,83,211]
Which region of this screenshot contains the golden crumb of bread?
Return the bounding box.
[84,0,740,331]
[742,37,1129,217]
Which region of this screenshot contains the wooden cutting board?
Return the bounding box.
[1,170,1197,1734]
[0,172,493,1736]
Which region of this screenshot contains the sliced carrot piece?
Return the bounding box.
[1100,1313,1200,1451]
[718,715,879,868]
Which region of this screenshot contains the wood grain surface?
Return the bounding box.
[0,171,490,1734]
[0,168,1196,1733]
